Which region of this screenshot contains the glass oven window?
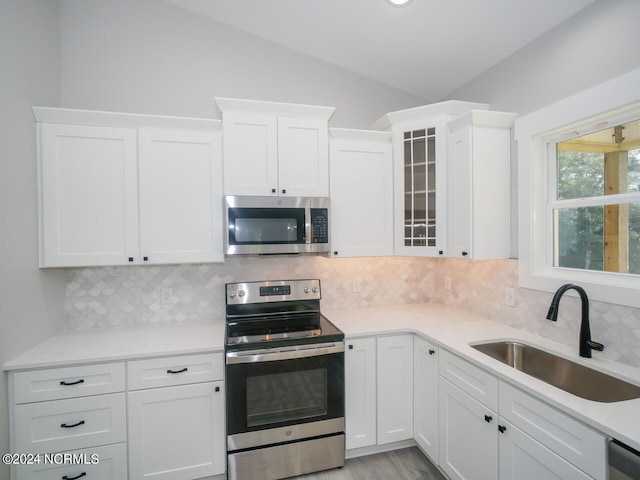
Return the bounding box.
[246,368,327,427]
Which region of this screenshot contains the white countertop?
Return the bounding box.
[2,320,225,370]
[4,302,640,452]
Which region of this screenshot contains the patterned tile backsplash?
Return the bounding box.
[64,256,640,368]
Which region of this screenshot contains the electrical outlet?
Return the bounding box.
[161,287,173,305]
[504,287,516,307]
[444,276,452,291]
[352,277,362,293]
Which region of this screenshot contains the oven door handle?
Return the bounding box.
[226,342,344,364]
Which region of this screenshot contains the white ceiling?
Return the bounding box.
[164,0,596,102]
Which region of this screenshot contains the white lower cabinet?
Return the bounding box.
[127,354,226,480]
[8,354,226,480]
[499,419,593,480]
[437,350,605,480]
[439,377,498,480]
[345,337,377,450]
[345,335,413,451]
[127,382,225,480]
[413,337,438,462]
[9,362,128,480]
[15,443,127,480]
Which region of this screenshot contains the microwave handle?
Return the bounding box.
[305,207,312,244]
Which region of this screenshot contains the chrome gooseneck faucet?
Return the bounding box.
[546,284,604,358]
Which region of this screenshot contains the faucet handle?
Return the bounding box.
[587,340,604,352]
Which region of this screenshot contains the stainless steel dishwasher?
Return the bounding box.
[609,439,640,480]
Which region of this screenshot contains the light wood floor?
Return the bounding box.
[295,447,446,480]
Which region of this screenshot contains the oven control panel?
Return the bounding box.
[226,279,321,305]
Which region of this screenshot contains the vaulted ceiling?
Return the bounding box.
[164,0,596,102]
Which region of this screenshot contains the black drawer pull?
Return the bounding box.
[348,344,353,350]
[428,349,435,355]
[215,386,220,392]
[60,379,85,386]
[167,367,188,374]
[498,424,507,433]
[61,420,85,429]
[63,473,87,480]
[484,415,492,423]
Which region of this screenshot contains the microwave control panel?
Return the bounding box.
[310,208,329,244]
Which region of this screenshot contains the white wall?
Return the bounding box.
[0,1,67,477]
[445,0,640,116]
[59,0,425,128]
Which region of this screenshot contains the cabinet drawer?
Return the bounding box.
[15,443,127,480]
[127,353,223,390]
[14,393,126,453]
[13,363,125,404]
[499,383,606,480]
[439,349,498,410]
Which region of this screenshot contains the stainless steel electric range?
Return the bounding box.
[225,279,345,480]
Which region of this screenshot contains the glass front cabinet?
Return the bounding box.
[380,101,490,257]
[393,120,447,256]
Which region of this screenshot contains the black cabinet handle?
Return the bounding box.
[348,344,353,350]
[439,250,443,255]
[334,251,339,256]
[143,256,149,261]
[167,367,188,374]
[498,425,507,433]
[128,257,134,262]
[63,473,87,480]
[484,415,492,423]
[215,386,220,392]
[272,188,276,193]
[462,251,469,256]
[428,349,435,355]
[60,379,84,386]
[282,189,287,194]
[61,420,85,429]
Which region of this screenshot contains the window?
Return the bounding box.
[515,67,640,308]
[552,120,640,274]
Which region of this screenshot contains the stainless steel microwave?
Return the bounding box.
[224,196,330,255]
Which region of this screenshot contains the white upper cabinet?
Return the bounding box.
[446,110,516,259]
[329,128,393,257]
[373,101,490,257]
[34,107,224,267]
[216,97,334,197]
[138,128,223,264]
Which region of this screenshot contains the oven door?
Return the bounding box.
[226,342,345,450]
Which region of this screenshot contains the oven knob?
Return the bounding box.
[229,290,236,298]
[312,286,319,293]
[238,290,246,297]
[303,286,310,293]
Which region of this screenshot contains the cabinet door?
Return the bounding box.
[39,123,139,267]
[345,337,377,450]
[277,117,329,197]
[128,381,225,480]
[499,419,594,480]
[377,335,413,444]
[393,119,447,257]
[447,124,473,258]
[329,132,393,257]
[138,128,224,264]
[438,377,498,480]
[446,112,514,259]
[222,112,278,196]
[414,337,438,462]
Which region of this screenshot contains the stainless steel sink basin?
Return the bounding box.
[471,340,640,403]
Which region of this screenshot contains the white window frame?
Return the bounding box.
[515,67,640,308]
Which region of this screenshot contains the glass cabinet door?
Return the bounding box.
[403,128,437,247]
[393,118,446,256]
